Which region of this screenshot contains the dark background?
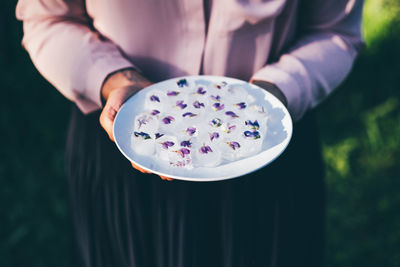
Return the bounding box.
[1,0,399,266]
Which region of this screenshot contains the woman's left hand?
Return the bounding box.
[99,68,174,181]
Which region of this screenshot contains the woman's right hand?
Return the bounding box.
[99,68,173,181]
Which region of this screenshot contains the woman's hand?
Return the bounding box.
[99,68,173,181]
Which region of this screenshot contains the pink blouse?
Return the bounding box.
[16,0,364,121]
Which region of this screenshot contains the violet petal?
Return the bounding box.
[196,87,207,95]
[193,101,205,108]
[150,109,160,115]
[155,133,164,139]
[161,141,175,149]
[210,95,221,101]
[185,127,196,136]
[200,145,213,154]
[180,140,192,147]
[162,116,175,124]
[209,132,220,141]
[228,141,241,150]
[167,91,180,96]
[176,148,191,158]
[150,95,160,102]
[182,112,197,117]
[234,102,247,109]
[225,111,239,118]
[175,100,187,109]
[212,103,225,111]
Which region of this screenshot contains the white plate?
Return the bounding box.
[113,75,292,182]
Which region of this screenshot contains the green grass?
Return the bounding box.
[1,0,400,266]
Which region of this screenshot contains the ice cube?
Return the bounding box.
[133,113,159,133]
[131,131,156,156]
[225,85,248,105]
[144,90,168,111]
[192,142,222,168]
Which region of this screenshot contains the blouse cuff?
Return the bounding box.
[74,54,135,114]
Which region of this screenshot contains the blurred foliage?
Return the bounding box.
[1,0,399,266]
[318,0,400,266]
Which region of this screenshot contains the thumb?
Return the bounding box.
[99,86,137,142]
[99,101,118,142]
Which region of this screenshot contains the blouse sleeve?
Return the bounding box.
[251,0,365,121]
[16,0,135,114]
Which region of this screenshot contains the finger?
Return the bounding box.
[131,162,152,173]
[99,86,138,142]
[99,104,118,142]
[160,175,174,181]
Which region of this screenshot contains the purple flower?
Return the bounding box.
[244,130,261,139]
[167,91,180,96]
[212,103,225,111]
[175,100,187,109]
[214,81,227,89]
[245,120,260,130]
[155,133,164,139]
[161,141,175,149]
[193,101,205,108]
[209,132,220,141]
[162,116,175,124]
[150,95,160,102]
[234,102,247,109]
[199,145,213,154]
[150,109,160,115]
[177,78,188,88]
[185,127,196,136]
[137,115,152,129]
[175,148,191,158]
[182,112,197,117]
[224,123,236,133]
[227,141,240,150]
[210,95,221,101]
[209,118,222,128]
[196,87,207,95]
[225,111,239,118]
[134,131,151,140]
[180,140,192,147]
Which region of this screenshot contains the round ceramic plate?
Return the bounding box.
[113,75,292,182]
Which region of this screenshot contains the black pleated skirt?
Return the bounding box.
[65,105,325,267]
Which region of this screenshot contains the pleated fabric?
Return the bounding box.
[65,105,325,267]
